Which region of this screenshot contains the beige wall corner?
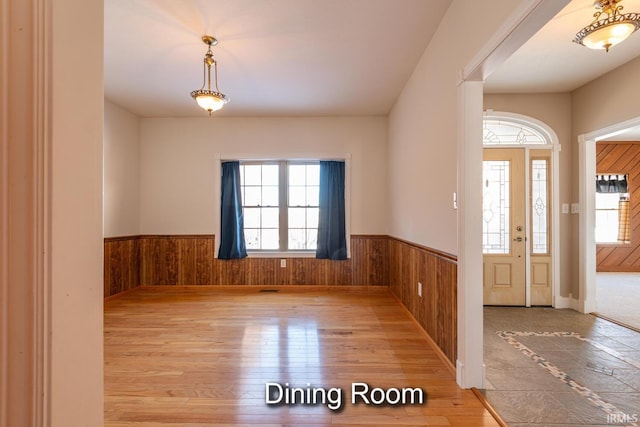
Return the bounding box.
[104,100,141,237]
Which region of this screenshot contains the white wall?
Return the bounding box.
[484,93,574,298]
[104,100,140,237]
[388,0,524,255]
[139,116,388,235]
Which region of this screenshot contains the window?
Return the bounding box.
[483,119,548,146]
[595,174,630,244]
[531,159,549,254]
[482,160,510,254]
[288,164,319,250]
[595,193,630,243]
[239,161,319,251]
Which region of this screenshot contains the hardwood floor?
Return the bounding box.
[105,286,498,426]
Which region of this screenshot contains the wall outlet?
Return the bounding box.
[571,203,579,214]
[562,203,569,214]
[418,282,423,298]
[280,259,286,268]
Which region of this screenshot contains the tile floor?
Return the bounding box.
[484,307,640,426]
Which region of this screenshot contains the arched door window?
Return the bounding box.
[483,113,554,146]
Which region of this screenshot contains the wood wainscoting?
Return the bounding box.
[139,234,388,286]
[104,236,140,298]
[388,237,458,366]
[103,235,388,296]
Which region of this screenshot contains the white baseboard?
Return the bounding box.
[554,295,579,311]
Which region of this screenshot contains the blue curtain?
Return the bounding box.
[316,161,347,260]
[218,161,247,259]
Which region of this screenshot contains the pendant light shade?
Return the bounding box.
[190,35,229,115]
[573,0,640,52]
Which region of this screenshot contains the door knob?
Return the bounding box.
[513,237,523,242]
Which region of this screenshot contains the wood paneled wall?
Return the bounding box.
[597,142,640,272]
[104,236,140,297]
[388,237,457,365]
[139,234,388,286]
[103,235,388,297]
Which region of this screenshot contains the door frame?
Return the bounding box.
[578,115,640,314]
[483,112,560,307]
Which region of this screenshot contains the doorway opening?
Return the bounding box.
[579,117,640,328]
[482,112,560,307]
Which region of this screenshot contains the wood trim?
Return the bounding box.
[103,286,140,302]
[388,235,458,262]
[597,141,640,145]
[471,388,510,427]
[104,235,141,242]
[139,234,215,240]
[136,284,387,293]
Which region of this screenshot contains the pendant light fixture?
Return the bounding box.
[190,35,229,115]
[573,0,640,52]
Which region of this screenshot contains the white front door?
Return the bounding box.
[482,148,553,306]
[483,148,526,305]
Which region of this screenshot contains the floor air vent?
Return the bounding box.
[259,289,279,293]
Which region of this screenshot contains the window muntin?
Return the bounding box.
[483,119,547,146]
[240,161,319,252]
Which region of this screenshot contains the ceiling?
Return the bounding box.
[484,0,640,94]
[104,0,640,119]
[104,0,451,118]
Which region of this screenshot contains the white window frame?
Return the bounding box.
[240,160,320,253]
[214,153,351,258]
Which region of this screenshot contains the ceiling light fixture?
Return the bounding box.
[190,35,229,115]
[573,0,640,52]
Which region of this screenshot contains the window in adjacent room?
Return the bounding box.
[595,174,630,244]
[239,161,319,252]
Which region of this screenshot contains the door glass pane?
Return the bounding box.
[483,160,510,254]
[531,159,549,254]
